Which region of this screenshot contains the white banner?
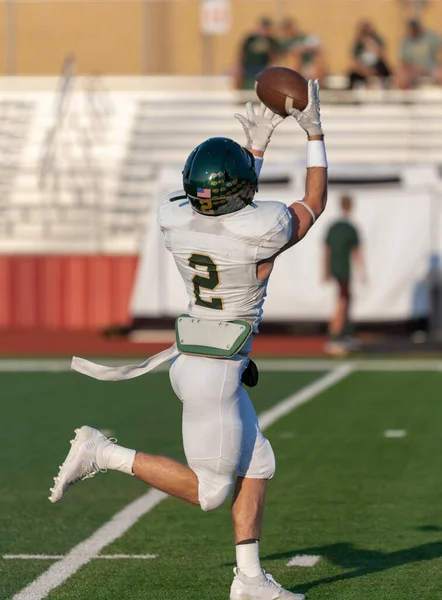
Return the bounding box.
[200,0,231,35]
[131,165,441,322]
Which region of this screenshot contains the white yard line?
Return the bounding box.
[4,556,65,560]
[10,490,167,600]
[383,429,407,438]
[4,554,157,560]
[259,363,353,430]
[287,554,321,567]
[9,364,352,600]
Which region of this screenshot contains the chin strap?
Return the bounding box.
[254,157,263,178]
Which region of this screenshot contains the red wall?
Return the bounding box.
[0,256,138,329]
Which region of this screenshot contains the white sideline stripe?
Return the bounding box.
[0,359,73,372]
[384,429,407,438]
[95,554,157,559]
[287,554,321,567]
[4,554,157,560]
[256,359,442,372]
[0,357,441,372]
[258,364,353,430]
[11,364,352,600]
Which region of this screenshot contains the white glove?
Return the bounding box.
[234,102,285,152]
[289,79,323,137]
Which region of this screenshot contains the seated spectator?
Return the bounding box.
[397,19,442,89]
[277,18,326,82]
[235,17,279,90]
[348,21,391,89]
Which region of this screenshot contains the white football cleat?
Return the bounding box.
[230,568,305,600]
[49,425,112,503]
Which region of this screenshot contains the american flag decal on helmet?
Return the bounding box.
[197,188,211,198]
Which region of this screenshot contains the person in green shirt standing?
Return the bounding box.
[323,195,365,356]
[236,17,279,90]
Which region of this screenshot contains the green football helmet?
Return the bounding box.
[183,137,258,216]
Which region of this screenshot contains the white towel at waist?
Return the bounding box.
[71,343,179,381]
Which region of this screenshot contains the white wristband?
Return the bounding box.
[307,140,328,168]
[294,201,316,224]
[251,142,266,152]
[254,157,263,178]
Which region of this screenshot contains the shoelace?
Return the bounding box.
[51,433,114,489]
[81,463,100,480]
[262,572,282,590]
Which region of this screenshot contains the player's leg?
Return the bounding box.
[49,423,200,504]
[135,351,250,507]
[341,280,358,350]
[230,387,304,599]
[325,279,349,356]
[233,386,274,554]
[134,353,261,508]
[329,280,348,337]
[173,354,298,595]
[232,476,267,544]
[49,353,243,506]
[132,453,198,504]
[171,353,245,511]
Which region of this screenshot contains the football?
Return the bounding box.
[255,66,308,116]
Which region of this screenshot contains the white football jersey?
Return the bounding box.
[158,191,292,331]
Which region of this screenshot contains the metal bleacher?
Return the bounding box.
[133,91,442,165]
[1,75,442,253]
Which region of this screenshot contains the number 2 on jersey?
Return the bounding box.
[188,253,223,310]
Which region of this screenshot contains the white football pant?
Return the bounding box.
[169,354,275,511]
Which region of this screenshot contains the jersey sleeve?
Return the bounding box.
[157,190,189,251]
[157,195,169,231]
[156,194,170,251]
[157,190,188,230]
[256,203,292,261]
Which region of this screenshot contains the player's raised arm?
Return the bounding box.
[286,79,328,246]
[234,102,284,175]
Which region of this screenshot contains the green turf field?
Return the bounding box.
[1,360,442,599]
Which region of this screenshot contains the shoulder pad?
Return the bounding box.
[168,191,187,203]
[228,201,290,240]
[158,189,191,230]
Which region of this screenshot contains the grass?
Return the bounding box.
[1,365,442,599]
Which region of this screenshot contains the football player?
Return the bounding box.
[49,80,327,600]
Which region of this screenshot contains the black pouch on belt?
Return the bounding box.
[241,359,259,387]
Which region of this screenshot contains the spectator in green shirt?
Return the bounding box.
[235,17,279,90]
[397,19,442,89]
[323,195,365,356]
